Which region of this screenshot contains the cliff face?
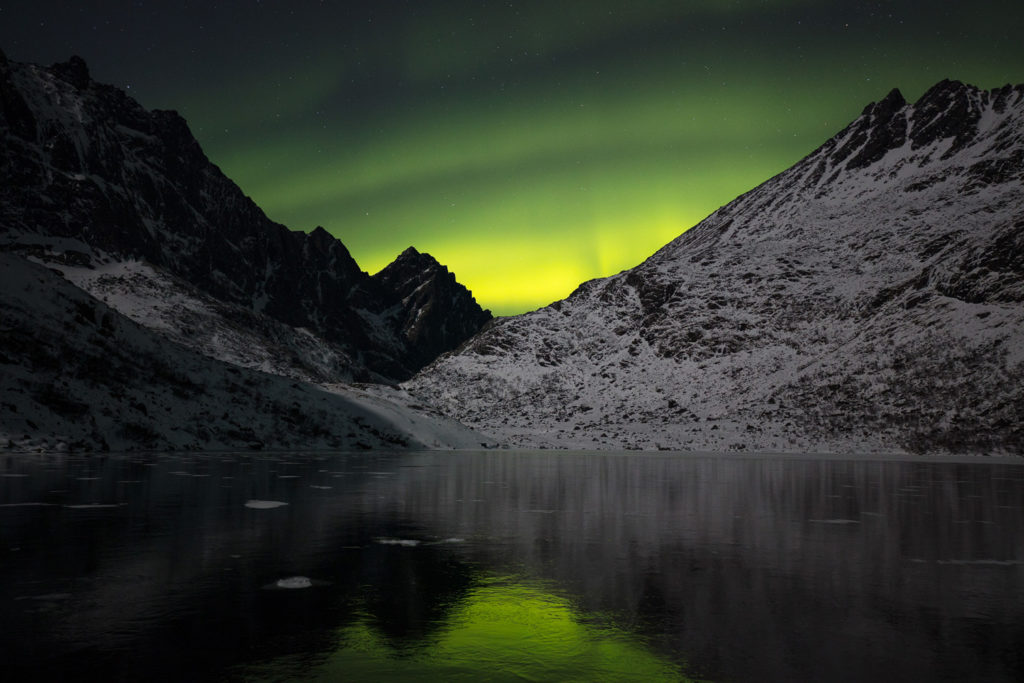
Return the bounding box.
[372,247,495,373]
[408,81,1024,454]
[0,54,490,381]
[0,254,488,452]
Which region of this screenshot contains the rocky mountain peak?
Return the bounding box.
[385,245,445,275]
[914,78,975,107]
[810,79,1024,178]
[375,246,454,292]
[373,247,492,372]
[306,225,350,257]
[0,52,490,382]
[861,87,906,116]
[408,78,1024,454]
[908,79,983,153]
[840,86,910,169]
[50,55,90,90]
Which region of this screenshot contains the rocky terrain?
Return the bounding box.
[0,51,490,383]
[0,50,497,451]
[0,254,486,452]
[4,48,1021,455]
[408,80,1024,455]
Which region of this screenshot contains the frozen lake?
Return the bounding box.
[1,450,1022,681]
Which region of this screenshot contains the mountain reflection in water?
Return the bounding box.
[1,450,1022,682]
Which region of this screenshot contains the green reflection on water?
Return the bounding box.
[245,575,694,682]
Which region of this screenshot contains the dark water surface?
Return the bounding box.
[1,450,1022,682]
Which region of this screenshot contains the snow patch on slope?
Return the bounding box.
[0,254,489,453]
[407,82,1024,455]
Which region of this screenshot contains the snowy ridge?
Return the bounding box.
[408,81,1024,454]
[0,254,488,452]
[55,259,360,384]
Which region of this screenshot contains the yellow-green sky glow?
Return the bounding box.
[4,1,1022,314]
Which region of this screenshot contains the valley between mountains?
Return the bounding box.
[2,51,1022,454]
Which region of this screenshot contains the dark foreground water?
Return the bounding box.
[1,450,1022,682]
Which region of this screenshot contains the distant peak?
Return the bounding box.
[861,87,906,116]
[306,225,343,253]
[915,79,972,106]
[881,87,906,108]
[908,79,985,154]
[374,247,449,285]
[51,55,90,90]
[395,246,442,268]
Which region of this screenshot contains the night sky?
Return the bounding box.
[2,2,1023,314]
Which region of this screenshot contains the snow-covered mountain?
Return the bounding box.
[0,51,489,382]
[408,80,1024,455]
[0,253,488,452]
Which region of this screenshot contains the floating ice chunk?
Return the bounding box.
[376,538,420,546]
[309,485,332,490]
[261,575,329,590]
[275,576,312,589]
[244,500,288,509]
[0,473,28,478]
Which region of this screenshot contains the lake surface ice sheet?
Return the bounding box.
[0,450,1022,682]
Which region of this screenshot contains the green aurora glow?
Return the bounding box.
[242,575,691,682]
[3,1,1023,313]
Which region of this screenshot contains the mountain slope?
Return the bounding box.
[372,247,494,372]
[408,80,1024,454]
[0,51,490,381]
[57,258,359,384]
[0,253,488,452]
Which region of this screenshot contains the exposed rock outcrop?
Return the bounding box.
[408,81,1024,454]
[0,54,490,382]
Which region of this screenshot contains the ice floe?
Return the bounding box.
[376,538,421,547]
[244,500,288,509]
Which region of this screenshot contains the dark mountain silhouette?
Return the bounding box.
[0,51,490,382]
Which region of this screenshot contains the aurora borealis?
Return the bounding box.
[3,2,1023,313]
